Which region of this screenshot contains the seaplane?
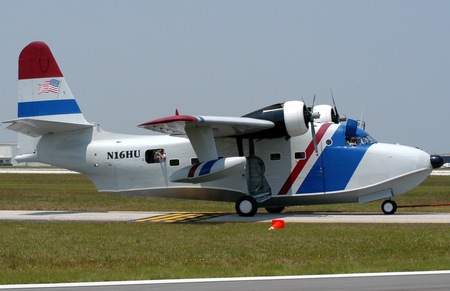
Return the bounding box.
[3,41,444,216]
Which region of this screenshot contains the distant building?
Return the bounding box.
[0,143,17,166]
[0,143,48,167]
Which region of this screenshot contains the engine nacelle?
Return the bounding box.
[243,100,309,139]
[313,104,335,123]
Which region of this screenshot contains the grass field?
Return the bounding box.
[0,173,449,284]
[1,173,450,213]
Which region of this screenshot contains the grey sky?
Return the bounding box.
[1,0,449,154]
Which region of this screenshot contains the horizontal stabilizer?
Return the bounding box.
[3,118,93,137]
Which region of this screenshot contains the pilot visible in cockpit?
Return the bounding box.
[347,137,357,146]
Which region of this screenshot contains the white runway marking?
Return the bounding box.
[1,271,449,290]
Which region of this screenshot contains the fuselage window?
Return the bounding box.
[295,152,306,160]
[145,149,166,163]
[169,159,180,166]
[191,158,200,165]
[270,153,281,160]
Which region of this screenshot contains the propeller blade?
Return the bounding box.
[310,120,318,155]
[306,96,319,154]
[301,96,319,154]
[330,89,340,124]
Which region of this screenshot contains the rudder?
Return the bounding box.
[4,41,91,137]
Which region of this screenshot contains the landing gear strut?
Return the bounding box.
[235,196,258,217]
[381,200,397,215]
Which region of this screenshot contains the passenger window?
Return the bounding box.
[191,158,199,164]
[169,159,180,166]
[295,152,306,160]
[145,149,166,163]
[270,153,281,160]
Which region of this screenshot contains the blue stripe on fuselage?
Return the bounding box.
[18,99,81,118]
[296,125,372,194]
[199,159,219,176]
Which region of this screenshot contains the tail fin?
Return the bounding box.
[3,41,92,137]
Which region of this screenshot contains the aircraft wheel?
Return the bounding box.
[381,200,397,215]
[265,207,285,214]
[235,196,258,217]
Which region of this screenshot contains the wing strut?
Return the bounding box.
[185,125,218,161]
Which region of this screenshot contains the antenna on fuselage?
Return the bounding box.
[358,107,365,130]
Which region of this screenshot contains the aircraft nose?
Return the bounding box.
[430,155,444,169]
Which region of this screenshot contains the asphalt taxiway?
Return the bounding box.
[0,210,449,223]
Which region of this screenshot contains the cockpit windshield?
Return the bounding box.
[356,135,376,145]
[346,134,377,146]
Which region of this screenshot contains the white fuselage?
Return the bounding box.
[31,122,433,207]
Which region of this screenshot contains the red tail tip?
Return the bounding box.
[19,41,63,80]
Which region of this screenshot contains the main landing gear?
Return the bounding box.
[235,196,286,217]
[381,200,397,215]
[235,196,258,217]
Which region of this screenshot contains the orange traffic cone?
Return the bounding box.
[269,219,285,230]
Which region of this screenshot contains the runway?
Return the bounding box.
[0,210,449,224]
[1,271,450,290]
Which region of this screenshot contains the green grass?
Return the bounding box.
[0,173,449,284]
[1,222,449,284]
[0,174,235,212]
[1,174,450,212]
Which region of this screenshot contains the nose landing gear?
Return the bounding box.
[381,200,397,215]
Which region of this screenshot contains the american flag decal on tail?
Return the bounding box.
[38,79,60,94]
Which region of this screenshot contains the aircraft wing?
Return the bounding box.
[138,115,274,137]
[138,114,274,161]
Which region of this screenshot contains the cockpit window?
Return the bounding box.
[346,135,376,146]
[357,135,376,145]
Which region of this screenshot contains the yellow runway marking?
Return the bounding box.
[135,212,228,223]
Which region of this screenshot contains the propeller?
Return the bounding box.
[330,90,346,123]
[304,95,320,155]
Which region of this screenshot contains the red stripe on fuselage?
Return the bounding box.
[278,123,332,195]
[187,163,202,177]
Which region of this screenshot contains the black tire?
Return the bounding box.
[235,196,258,217]
[381,200,397,215]
[265,207,285,214]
